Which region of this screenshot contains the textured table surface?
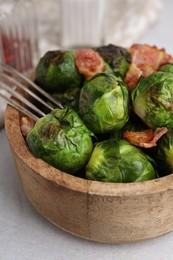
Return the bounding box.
[1,1,173,259]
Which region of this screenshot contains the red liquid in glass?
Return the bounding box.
[1,30,33,73]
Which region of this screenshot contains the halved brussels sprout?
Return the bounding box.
[26,107,94,174]
[86,139,158,182]
[132,71,173,129]
[35,50,83,93]
[79,73,129,134]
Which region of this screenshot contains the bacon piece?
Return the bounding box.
[125,44,172,91]
[122,127,168,148]
[75,48,106,79]
[21,116,35,136]
[125,63,142,90]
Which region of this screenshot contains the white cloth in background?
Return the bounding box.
[104,0,163,47]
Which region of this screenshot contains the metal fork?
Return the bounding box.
[0,63,63,121]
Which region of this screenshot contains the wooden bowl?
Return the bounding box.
[4,105,173,244]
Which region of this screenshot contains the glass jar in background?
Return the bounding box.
[36,0,60,56]
[0,0,39,73]
[59,0,106,49]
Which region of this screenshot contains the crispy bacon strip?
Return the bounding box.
[75,48,106,79]
[122,127,168,148]
[125,44,172,91]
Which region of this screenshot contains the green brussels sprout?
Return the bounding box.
[35,50,83,93]
[155,128,173,175]
[79,73,129,134]
[86,139,158,182]
[158,63,173,73]
[131,71,173,129]
[26,107,94,174]
[95,44,131,77]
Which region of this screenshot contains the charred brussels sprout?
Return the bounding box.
[132,71,173,129]
[35,50,83,92]
[86,139,157,182]
[79,73,129,134]
[26,107,93,174]
[95,44,131,77]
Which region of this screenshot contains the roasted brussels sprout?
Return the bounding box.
[95,44,131,77]
[158,63,173,73]
[86,139,157,182]
[155,128,173,175]
[79,73,129,134]
[26,107,94,174]
[131,71,173,129]
[35,50,83,93]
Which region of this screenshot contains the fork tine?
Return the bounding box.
[0,72,54,112]
[0,63,63,109]
[0,80,46,117]
[0,91,39,121]
[0,63,65,121]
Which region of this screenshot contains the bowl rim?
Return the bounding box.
[5,104,173,197]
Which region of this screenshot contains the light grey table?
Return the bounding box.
[1,1,173,259]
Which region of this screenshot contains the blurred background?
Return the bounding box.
[36,0,164,54]
[0,0,167,71]
[0,0,171,128]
